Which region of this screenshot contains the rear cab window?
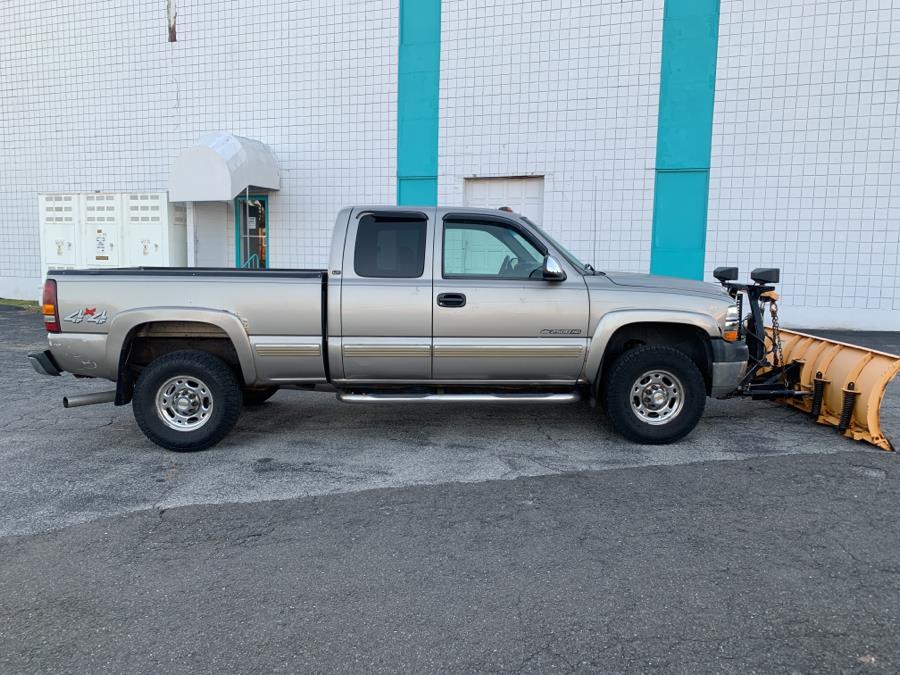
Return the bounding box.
[354,215,427,278]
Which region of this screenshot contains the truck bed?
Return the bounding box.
[47,266,328,383]
[48,267,327,340]
[48,267,326,278]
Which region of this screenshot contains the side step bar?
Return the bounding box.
[337,392,580,404]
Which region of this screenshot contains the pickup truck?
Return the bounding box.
[29,206,748,451]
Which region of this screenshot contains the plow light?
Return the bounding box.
[713,266,739,283]
[751,268,780,284]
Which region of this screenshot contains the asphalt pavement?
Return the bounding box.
[2,305,899,673]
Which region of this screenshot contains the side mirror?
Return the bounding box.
[542,255,567,281]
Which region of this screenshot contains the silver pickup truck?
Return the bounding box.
[29,206,748,451]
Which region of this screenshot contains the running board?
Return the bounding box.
[337,392,580,404]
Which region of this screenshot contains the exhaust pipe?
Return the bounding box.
[63,390,116,408]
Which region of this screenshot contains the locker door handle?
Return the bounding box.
[437,293,466,308]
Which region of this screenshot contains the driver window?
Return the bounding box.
[443,222,543,279]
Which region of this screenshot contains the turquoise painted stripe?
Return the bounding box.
[650,0,721,279]
[397,0,441,205]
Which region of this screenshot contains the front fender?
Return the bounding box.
[582,309,720,382]
[106,307,257,384]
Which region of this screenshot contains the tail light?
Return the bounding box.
[42,279,61,333]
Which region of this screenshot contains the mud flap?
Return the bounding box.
[767,328,900,451]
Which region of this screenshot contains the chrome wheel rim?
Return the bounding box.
[630,369,684,426]
[155,376,214,432]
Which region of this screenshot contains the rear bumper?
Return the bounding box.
[28,350,62,377]
[710,339,748,398]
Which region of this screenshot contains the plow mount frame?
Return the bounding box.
[714,267,900,451]
[715,268,804,400]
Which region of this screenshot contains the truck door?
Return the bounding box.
[339,209,434,381]
[432,214,589,383]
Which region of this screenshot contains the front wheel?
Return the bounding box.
[132,350,242,452]
[602,346,706,445]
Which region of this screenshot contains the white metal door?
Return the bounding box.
[39,194,78,267]
[464,177,545,225]
[81,194,122,266]
[126,193,165,266]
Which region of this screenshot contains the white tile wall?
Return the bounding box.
[3,0,897,330]
[0,0,397,297]
[438,0,664,274]
[708,0,900,328]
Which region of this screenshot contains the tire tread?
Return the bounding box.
[602,345,706,445]
[132,350,241,452]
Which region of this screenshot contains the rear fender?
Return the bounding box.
[107,308,257,387]
[583,310,720,384]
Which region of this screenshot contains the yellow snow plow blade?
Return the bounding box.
[766,328,900,451]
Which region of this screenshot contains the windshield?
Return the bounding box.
[520,217,592,273]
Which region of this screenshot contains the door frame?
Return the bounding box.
[336,207,436,382]
[234,194,269,269]
[431,211,589,383]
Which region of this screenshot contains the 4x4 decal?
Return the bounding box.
[64,308,108,325]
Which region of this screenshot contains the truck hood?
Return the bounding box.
[599,271,730,302]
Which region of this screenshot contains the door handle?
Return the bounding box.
[437,293,466,308]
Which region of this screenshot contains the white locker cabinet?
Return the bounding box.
[81,193,122,267]
[39,194,78,269]
[38,193,188,277]
[124,193,187,267]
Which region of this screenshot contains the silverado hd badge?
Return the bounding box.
[540,328,582,335]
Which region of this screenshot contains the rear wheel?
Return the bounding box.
[602,346,706,444]
[132,350,241,452]
[242,386,279,406]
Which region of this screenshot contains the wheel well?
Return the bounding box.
[597,322,712,395]
[116,321,243,404]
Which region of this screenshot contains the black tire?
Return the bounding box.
[242,386,279,406]
[602,346,706,445]
[132,350,242,452]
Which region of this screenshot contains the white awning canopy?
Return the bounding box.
[168,133,280,202]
